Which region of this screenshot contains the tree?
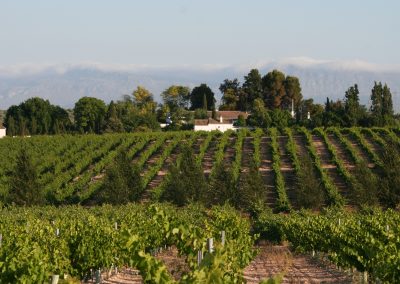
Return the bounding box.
[220,88,239,111]
[162,85,191,111]
[202,94,208,110]
[51,106,71,134]
[344,84,362,126]
[242,69,262,111]
[6,116,16,136]
[237,162,265,211]
[208,164,236,206]
[350,161,379,208]
[219,79,241,110]
[4,105,23,136]
[262,70,286,109]
[370,82,394,126]
[8,148,45,206]
[99,151,142,204]
[382,83,394,125]
[378,141,400,208]
[4,97,71,136]
[298,98,324,127]
[104,101,124,133]
[246,98,271,128]
[269,109,291,129]
[323,98,345,127]
[190,84,216,110]
[132,86,157,114]
[282,76,302,112]
[73,97,107,134]
[21,97,52,135]
[161,144,207,206]
[295,154,324,210]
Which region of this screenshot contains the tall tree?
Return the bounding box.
[237,162,265,211]
[132,86,157,114]
[161,85,191,111]
[382,84,394,117]
[262,70,286,109]
[323,98,345,127]
[282,76,302,111]
[99,151,142,204]
[104,101,124,133]
[241,69,262,111]
[4,97,71,136]
[161,144,207,206]
[73,97,107,134]
[378,140,400,208]
[344,84,362,126]
[246,98,271,128]
[370,82,394,126]
[8,148,45,206]
[295,154,324,210]
[219,79,241,110]
[370,81,383,122]
[208,164,236,206]
[190,83,216,110]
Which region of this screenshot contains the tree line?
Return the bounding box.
[2,68,397,136]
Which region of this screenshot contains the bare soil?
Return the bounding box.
[90,244,353,284]
[259,137,277,208]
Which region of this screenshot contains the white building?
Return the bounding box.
[194,111,249,131]
[0,126,6,138]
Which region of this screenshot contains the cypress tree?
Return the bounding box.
[161,144,207,206]
[350,161,379,208]
[8,148,44,206]
[208,163,236,206]
[295,154,324,209]
[100,151,142,204]
[378,141,400,208]
[237,162,265,211]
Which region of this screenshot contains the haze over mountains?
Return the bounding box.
[1,57,400,111]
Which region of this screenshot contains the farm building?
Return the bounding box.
[0,125,6,138]
[194,111,249,131]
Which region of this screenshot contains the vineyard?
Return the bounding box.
[0,127,400,283]
[0,127,398,208]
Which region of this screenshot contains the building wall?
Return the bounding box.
[0,129,6,138]
[194,124,234,132]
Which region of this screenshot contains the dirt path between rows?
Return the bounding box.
[88,244,353,284]
[259,137,276,208]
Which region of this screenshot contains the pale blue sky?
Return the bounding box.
[1,0,399,67]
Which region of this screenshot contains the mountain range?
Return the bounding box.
[1,58,400,111]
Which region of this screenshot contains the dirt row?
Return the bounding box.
[89,244,353,284]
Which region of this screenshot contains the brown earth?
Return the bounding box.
[88,244,354,284]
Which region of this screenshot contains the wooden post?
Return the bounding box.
[221,231,226,246]
[362,271,368,284]
[50,274,59,284]
[114,222,118,230]
[197,250,203,267]
[207,238,214,253]
[95,269,101,284]
[0,233,2,247]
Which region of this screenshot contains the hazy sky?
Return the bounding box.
[1,0,399,67]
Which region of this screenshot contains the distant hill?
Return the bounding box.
[1,58,399,111]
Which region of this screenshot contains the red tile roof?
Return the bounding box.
[194,119,209,126]
[206,111,249,120]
